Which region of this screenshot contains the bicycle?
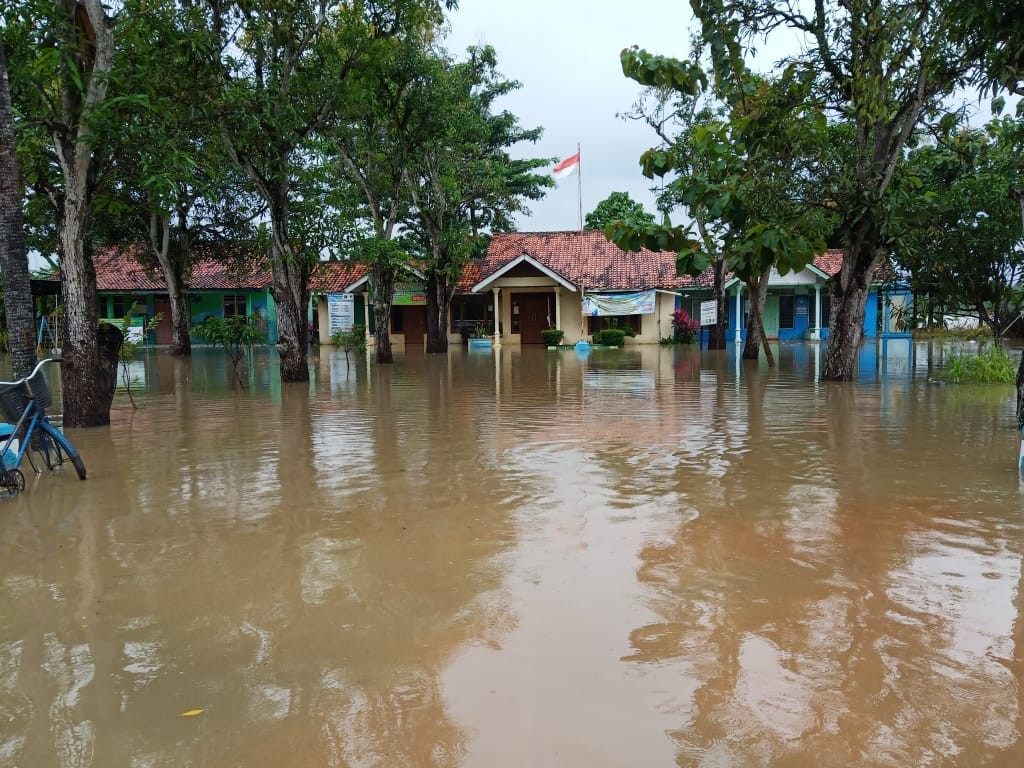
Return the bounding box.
[0,358,87,493]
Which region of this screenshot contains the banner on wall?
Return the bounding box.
[392,282,427,306]
[700,300,717,326]
[327,293,355,333]
[582,290,656,317]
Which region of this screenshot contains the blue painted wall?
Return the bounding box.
[723,287,885,340]
[777,294,811,341]
[863,292,878,338]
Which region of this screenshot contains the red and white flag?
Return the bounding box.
[552,152,580,180]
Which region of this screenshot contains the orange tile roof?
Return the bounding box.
[813,249,896,282]
[57,241,894,296]
[812,249,843,277]
[84,247,370,294]
[459,230,714,293]
[309,261,368,293]
[91,244,272,291]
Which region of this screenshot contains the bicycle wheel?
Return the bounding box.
[37,422,86,480]
[4,468,25,493]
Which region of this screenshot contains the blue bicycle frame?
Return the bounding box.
[0,358,87,493]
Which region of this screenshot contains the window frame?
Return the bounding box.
[223,293,247,318]
[779,294,795,330]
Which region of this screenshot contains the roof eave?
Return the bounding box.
[471,253,578,293]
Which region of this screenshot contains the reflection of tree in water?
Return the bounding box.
[625,375,1023,765]
[0,355,522,767]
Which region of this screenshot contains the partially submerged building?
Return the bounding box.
[41,232,909,349]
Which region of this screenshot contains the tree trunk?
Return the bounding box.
[372,299,394,363]
[0,39,36,379]
[368,255,399,364]
[425,269,452,354]
[822,239,883,381]
[53,0,115,426]
[60,198,104,426]
[168,288,191,355]
[267,194,309,382]
[271,265,310,381]
[742,271,770,362]
[1015,351,1024,431]
[709,257,727,350]
[96,321,123,416]
[149,214,191,355]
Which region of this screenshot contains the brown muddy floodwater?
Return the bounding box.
[1,341,1023,767]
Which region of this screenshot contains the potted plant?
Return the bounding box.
[468,322,493,350]
[541,328,564,347]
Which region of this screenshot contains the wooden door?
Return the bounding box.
[402,307,426,345]
[515,293,553,344]
[153,299,174,344]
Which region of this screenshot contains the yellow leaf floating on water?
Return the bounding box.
[178,709,205,717]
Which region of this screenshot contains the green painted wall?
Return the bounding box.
[763,295,780,337]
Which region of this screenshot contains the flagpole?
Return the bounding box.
[577,141,583,233]
[577,141,586,341]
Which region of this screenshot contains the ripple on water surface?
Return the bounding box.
[2,343,1023,767]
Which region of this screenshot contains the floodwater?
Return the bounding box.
[1,340,1022,767]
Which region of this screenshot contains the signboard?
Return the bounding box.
[700,300,717,327]
[582,290,656,317]
[328,293,355,333]
[392,282,427,306]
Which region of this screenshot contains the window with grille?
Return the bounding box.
[223,294,247,317]
[779,295,795,329]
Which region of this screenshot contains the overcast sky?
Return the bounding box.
[445,0,700,233]
[445,1,1013,235]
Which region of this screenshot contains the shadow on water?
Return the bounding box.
[1,340,1023,767]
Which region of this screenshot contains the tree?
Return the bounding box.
[585,191,655,231]
[195,1,451,378]
[357,236,414,364]
[107,3,260,357]
[899,114,1024,337]
[330,34,434,364]
[620,73,731,350]
[0,37,36,380]
[689,0,972,380]
[608,47,833,365]
[404,45,551,353]
[5,0,124,426]
[944,0,1024,95]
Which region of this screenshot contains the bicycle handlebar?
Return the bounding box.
[0,357,60,388]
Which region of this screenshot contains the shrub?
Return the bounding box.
[192,316,265,387]
[331,324,367,352]
[942,346,1016,384]
[913,326,993,341]
[541,328,564,346]
[671,308,700,344]
[332,324,367,368]
[119,302,163,409]
[596,328,626,346]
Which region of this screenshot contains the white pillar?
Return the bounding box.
[554,286,562,333]
[733,283,743,343]
[492,287,501,346]
[811,285,821,341]
[363,292,371,341]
